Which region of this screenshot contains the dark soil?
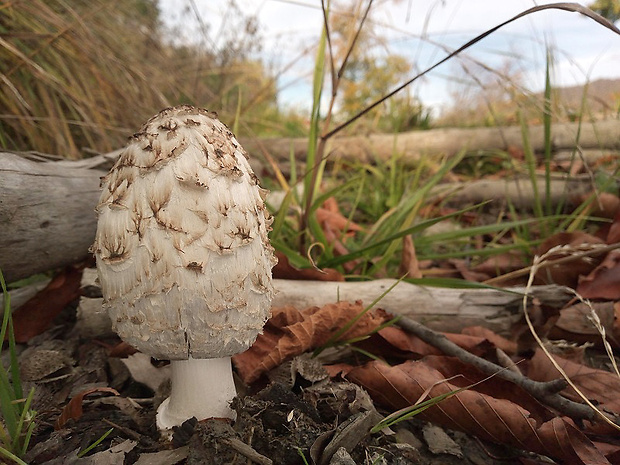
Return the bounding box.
[17,297,547,464]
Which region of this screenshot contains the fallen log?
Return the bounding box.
[437,174,593,210]
[239,119,620,166]
[0,152,101,282]
[73,269,572,337]
[272,278,571,335]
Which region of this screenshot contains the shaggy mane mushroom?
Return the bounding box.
[92,105,276,430]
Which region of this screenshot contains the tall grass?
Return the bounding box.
[275,2,620,278]
[0,269,35,464]
[0,0,279,158]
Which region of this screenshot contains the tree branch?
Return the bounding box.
[396,315,619,425]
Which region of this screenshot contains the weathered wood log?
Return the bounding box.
[272,278,571,335]
[0,152,102,282]
[437,174,593,210]
[239,119,620,166]
[73,269,572,337]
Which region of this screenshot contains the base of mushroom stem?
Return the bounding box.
[156,356,237,430]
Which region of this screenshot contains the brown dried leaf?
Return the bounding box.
[12,267,83,343]
[549,302,619,348]
[316,207,363,234]
[55,387,119,430]
[321,217,358,273]
[420,355,552,421]
[317,197,363,233]
[359,326,506,360]
[577,250,620,300]
[606,207,620,243]
[582,192,620,220]
[527,349,620,417]
[535,232,604,287]
[315,198,364,273]
[460,326,518,355]
[398,235,422,279]
[345,360,610,464]
[233,301,389,383]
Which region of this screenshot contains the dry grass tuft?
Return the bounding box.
[0,0,277,158]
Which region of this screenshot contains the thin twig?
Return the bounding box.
[396,315,619,424]
[102,418,141,441]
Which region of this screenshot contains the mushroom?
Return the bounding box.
[92,105,276,429]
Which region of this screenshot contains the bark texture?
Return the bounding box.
[0,152,102,282]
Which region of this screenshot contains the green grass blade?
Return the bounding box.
[297,447,310,465]
[0,269,19,442]
[349,345,386,362]
[310,176,362,216]
[308,214,332,261]
[414,217,560,248]
[269,188,295,240]
[13,387,35,455]
[419,241,536,261]
[321,203,487,268]
[0,446,28,465]
[270,239,310,269]
[405,277,526,296]
[371,388,462,433]
[518,111,545,234]
[313,277,403,357]
[543,48,553,217]
[77,428,114,458]
[303,8,328,209]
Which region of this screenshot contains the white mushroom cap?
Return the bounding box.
[92,105,276,360]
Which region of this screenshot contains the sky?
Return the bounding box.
[159,0,620,115]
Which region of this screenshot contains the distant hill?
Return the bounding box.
[439,77,620,127]
[542,78,620,118]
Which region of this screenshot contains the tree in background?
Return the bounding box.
[330,1,430,133]
[588,0,620,22]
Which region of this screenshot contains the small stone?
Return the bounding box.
[422,423,463,458]
[328,447,356,465]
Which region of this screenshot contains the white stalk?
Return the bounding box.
[156,356,237,430]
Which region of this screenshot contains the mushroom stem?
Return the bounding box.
[156,356,237,430]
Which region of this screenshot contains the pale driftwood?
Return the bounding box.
[272,279,572,335]
[555,149,620,164]
[74,269,571,337]
[435,174,593,209]
[0,152,102,282]
[239,119,620,166]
